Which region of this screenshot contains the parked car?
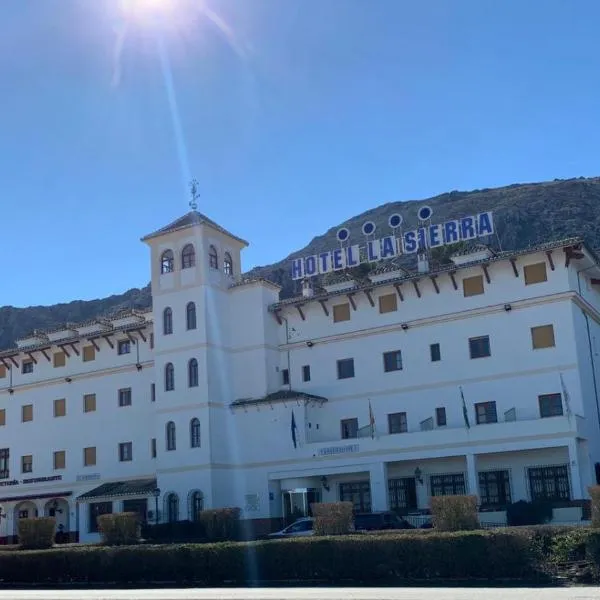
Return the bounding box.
[267,517,315,539]
[353,511,415,531]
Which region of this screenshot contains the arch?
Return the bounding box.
[165,362,175,391]
[14,501,38,522]
[181,244,196,269]
[163,307,173,335]
[188,490,204,521]
[186,302,197,331]
[190,417,201,447]
[44,498,70,539]
[165,492,179,523]
[209,245,218,270]
[188,358,199,388]
[166,420,176,450]
[224,252,233,276]
[160,250,174,274]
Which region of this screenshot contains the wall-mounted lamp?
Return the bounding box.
[65,377,72,383]
[504,304,512,312]
[414,467,423,485]
[401,323,409,331]
[51,500,63,514]
[7,389,13,395]
[306,341,314,348]
[136,363,143,371]
[320,476,330,492]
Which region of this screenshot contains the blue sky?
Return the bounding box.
[1,0,599,306]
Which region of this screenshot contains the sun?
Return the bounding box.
[120,0,177,19]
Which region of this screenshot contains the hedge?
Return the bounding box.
[17,517,56,550]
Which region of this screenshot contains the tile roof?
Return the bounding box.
[231,389,328,408]
[77,478,157,501]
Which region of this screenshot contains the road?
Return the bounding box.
[0,588,597,600]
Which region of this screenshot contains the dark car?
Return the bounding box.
[353,511,415,531]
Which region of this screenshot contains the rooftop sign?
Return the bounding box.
[291,207,494,280]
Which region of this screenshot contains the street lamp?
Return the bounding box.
[153,488,161,525]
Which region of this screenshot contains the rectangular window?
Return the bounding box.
[388,412,407,434]
[22,404,33,422]
[53,450,66,470]
[436,407,447,427]
[333,303,351,323]
[0,366,6,379]
[118,340,131,355]
[378,293,398,314]
[22,361,33,374]
[82,346,96,362]
[531,325,555,349]
[339,481,371,513]
[383,350,402,372]
[388,478,418,513]
[119,442,133,462]
[475,401,498,424]
[341,418,358,439]
[84,446,96,467]
[118,388,132,407]
[54,398,66,418]
[524,262,548,285]
[430,343,441,362]
[21,455,32,474]
[151,438,157,459]
[151,383,156,402]
[337,358,355,380]
[528,465,570,501]
[479,470,511,507]
[84,394,96,413]
[0,409,6,426]
[281,369,289,386]
[539,393,563,418]
[53,352,66,368]
[463,275,484,297]
[430,473,466,497]
[89,501,112,533]
[469,336,491,359]
[302,365,311,382]
[0,448,9,479]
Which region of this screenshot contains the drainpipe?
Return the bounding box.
[280,315,292,392]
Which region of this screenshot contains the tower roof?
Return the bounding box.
[141,211,248,246]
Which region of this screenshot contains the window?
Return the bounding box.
[528,465,570,501]
[151,383,156,402]
[430,473,466,497]
[436,407,447,427]
[475,401,498,424]
[430,343,441,362]
[160,249,174,274]
[378,293,398,314]
[182,244,196,269]
[22,360,33,374]
[302,365,311,382]
[84,393,96,413]
[82,346,95,362]
[89,501,112,533]
[151,438,157,459]
[524,262,548,285]
[54,398,66,418]
[190,418,201,448]
[531,325,555,349]
[0,409,5,426]
[224,252,233,276]
[165,363,175,391]
[118,388,132,407]
[281,368,289,386]
[150,333,154,349]
[333,303,351,323]
[188,358,199,387]
[0,365,5,378]
[0,449,9,479]
[53,352,66,368]
[209,245,218,270]
[119,442,133,462]
[84,446,96,467]
[339,481,371,513]
[118,340,131,355]
[388,412,407,434]
[383,350,402,372]
[22,404,33,422]
[463,275,484,297]
[190,491,204,521]
[167,493,179,522]
[337,358,355,380]
[388,478,418,513]
[53,450,66,470]
[341,418,358,439]
[21,455,32,474]
[479,470,511,507]
[122,499,147,522]
[163,307,173,335]
[539,393,563,418]
[166,421,176,451]
[186,302,197,330]
[469,336,491,359]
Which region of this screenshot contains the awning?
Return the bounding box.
[77,478,157,502]
[0,491,72,504]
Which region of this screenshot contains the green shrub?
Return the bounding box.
[311,502,353,536]
[17,517,56,550]
[97,512,141,546]
[550,528,590,563]
[430,495,478,532]
[506,500,553,526]
[198,508,241,542]
[589,486,600,529]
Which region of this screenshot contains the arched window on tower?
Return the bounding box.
[190,418,201,447]
[182,244,196,269]
[166,421,176,451]
[209,245,218,270]
[163,307,173,335]
[160,250,174,274]
[166,493,179,522]
[188,358,199,388]
[186,302,197,330]
[165,362,175,391]
[224,252,233,276]
[189,490,203,521]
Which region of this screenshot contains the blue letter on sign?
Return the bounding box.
[332,248,345,270]
[291,258,304,280]
[460,216,476,240]
[403,231,418,254]
[346,245,360,267]
[444,220,459,244]
[305,255,318,277]
[429,224,443,248]
[477,212,494,236]
[367,239,380,262]
[380,236,397,259]
[318,252,331,274]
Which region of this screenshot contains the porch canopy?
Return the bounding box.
[77,478,157,502]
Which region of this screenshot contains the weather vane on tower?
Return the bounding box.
[189,179,200,211]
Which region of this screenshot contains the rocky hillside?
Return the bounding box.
[1,176,599,350]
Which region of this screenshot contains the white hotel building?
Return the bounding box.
[0,209,598,543]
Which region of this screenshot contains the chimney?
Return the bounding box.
[302,279,314,298]
[417,252,430,274]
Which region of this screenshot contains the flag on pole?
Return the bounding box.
[291,410,297,449]
[559,373,573,421]
[460,386,470,429]
[368,400,375,439]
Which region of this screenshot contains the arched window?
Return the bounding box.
[166,493,179,523]
[182,244,196,269]
[165,362,175,391]
[209,245,218,270]
[186,302,197,330]
[189,490,204,521]
[166,421,176,451]
[224,252,233,276]
[190,418,201,447]
[163,307,173,335]
[188,358,199,388]
[160,250,174,274]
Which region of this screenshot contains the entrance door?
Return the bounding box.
[123,499,148,523]
[282,488,321,523]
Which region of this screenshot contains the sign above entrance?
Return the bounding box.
[318,444,360,457]
[0,475,62,488]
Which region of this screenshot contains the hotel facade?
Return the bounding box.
[0,210,598,542]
